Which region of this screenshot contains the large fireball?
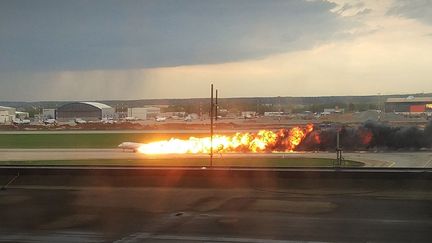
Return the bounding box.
[138,124,314,154]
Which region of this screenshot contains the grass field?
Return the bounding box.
[0,133,212,148]
[0,157,363,167]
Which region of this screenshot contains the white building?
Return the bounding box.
[127,107,161,120]
[144,107,161,118]
[0,106,16,124]
[241,111,257,118]
[324,108,345,114]
[264,112,284,117]
[43,109,56,120]
[15,111,29,120]
[0,110,11,124]
[127,108,148,120]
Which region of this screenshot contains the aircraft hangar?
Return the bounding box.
[56,102,115,121]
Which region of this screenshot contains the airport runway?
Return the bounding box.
[0,177,430,242]
[1,149,431,167]
[0,129,243,134]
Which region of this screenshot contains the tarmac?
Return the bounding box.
[0,129,244,134]
[1,149,431,167]
[0,145,431,241]
[0,168,431,242]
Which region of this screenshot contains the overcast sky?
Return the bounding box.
[1,0,431,101]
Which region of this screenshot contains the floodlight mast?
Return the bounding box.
[336,130,343,167]
[209,85,220,168]
[215,89,218,121]
[210,84,214,168]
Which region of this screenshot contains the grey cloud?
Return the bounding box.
[355,8,372,16]
[388,0,432,25]
[0,0,352,72]
[0,71,152,101]
[337,3,355,14]
[336,1,365,14]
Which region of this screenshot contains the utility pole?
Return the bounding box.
[210,84,214,168]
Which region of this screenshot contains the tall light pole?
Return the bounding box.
[215,89,218,121]
[335,128,343,167]
[378,93,381,121]
[278,96,282,122]
[210,84,214,167]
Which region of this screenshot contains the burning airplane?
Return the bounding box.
[119,121,432,154]
[135,124,314,154]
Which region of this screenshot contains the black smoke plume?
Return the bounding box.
[298,120,432,151]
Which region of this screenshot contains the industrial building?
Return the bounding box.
[323,108,345,114]
[241,111,257,118]
[42,109,56,120]
[56,102,115,121]
[0,106,16,124]
[15,111,29,120]
[127,107,161,120]
[385,97,432,114]
[264,112,283,117]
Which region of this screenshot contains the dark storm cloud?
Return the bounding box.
[387,0,432,25]
[0,0,346,72]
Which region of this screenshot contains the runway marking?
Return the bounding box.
[423,157,432,168]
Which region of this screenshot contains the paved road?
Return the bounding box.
[0,149,431,167]
[0,181,430,242]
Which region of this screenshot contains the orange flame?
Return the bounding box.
[138,124,314,154]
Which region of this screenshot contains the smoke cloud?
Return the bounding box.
[299,120,432,151]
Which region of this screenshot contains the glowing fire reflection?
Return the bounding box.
[138,124,314,154]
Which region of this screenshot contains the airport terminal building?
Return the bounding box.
[385,97,432,115]
[56,102,115,121]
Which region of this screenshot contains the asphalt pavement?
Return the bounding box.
[0,172,431,243]
[1,149,432,167]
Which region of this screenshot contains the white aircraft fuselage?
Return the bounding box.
[118,142,142,152]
